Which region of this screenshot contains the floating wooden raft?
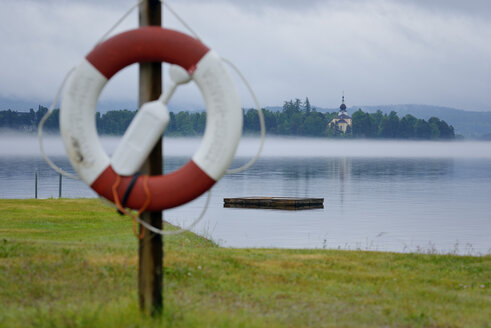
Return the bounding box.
[223,197,324,210]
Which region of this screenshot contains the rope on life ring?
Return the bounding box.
[60,27,243,211]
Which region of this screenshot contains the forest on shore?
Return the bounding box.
[0,98,455,139]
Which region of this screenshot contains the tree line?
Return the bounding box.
[0,99,454,139]
[0,106,203,136]
[243,98,455,139]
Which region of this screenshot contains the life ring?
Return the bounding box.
[60,27,242,211]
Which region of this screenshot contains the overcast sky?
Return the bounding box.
[1,0,491,111]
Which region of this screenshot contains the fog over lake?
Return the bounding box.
[2,134,491,159]
[1,134,491,255]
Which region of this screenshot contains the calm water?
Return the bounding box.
[1,135,490,255]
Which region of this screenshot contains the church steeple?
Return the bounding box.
[340,91,347,111]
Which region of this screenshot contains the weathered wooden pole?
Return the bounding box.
[138,0,163,316]
[58,173,62,198]
[34,170,38,199]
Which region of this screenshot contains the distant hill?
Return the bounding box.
[354,105,491,138]
[0,97,136,113]
[0,98,49,112]
[266,104,491,137]
[0,97,200,114]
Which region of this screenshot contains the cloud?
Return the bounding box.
[178,0,491,19]
[0,0,138,102]
[169,0,491,109]
[1,0,491,111]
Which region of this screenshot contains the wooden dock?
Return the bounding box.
[223,197,324,210]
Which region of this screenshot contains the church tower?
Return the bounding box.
[329,92,353,133]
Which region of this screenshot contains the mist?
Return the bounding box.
[250,138,491,159]
[2,134,491,160]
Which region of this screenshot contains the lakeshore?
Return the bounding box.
[0,199,489,327]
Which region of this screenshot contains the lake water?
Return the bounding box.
[1,135,490,255]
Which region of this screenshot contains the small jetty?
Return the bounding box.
[223,197,324,210]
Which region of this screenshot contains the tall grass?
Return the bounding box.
[0,199,490,327]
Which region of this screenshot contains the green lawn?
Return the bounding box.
[0,199,490,327]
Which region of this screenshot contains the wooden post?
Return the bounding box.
[138,0,163,316]
[58,173,62,198]
[35,170,38,199]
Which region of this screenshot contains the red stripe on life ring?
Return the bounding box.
[91,161,216,211]
[86,27,209,79]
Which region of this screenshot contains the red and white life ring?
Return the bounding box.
[60,27,242,211]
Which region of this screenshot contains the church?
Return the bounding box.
[328,94,352,133]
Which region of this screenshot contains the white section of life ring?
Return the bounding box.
[60,59,110,186]
[192,51,242,181]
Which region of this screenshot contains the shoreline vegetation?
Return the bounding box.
[1,199,489,327]
[1,98,455,140]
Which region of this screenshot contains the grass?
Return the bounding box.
[0,199,490,327]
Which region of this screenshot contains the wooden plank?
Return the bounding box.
[224,197,324,210]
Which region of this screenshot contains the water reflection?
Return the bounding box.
[229,156,454,180]
[350,158,454,180]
